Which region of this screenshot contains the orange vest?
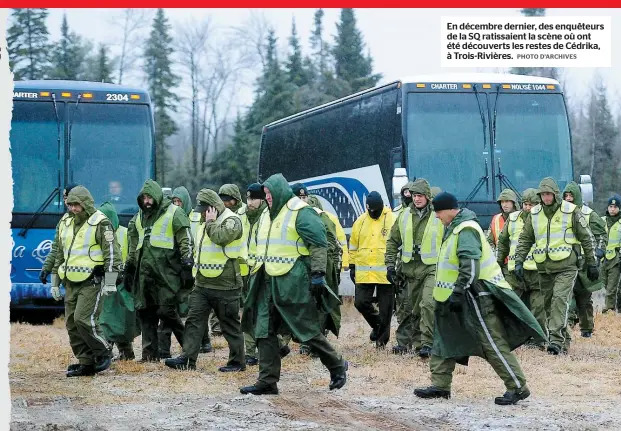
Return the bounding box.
[490,213,505,246]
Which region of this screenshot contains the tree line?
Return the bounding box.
[7,8,620,210]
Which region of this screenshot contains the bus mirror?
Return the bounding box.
[392,168,408,200]
[579,175,594,206]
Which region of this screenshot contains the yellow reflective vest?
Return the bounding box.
[507,211,537,271]
[135,204,178,250]
[605,218,621,260]
[58,210,106,282]
[192,208,245,278]
[248,207,269,269]
[435,220,510,302]
[399,207,444,265]
[116,225,129,263]
[325,211,349,269]
[530,201,580,263]
[349,207,396,284]
[253,197,310,276]
[189,210,202,239]
[236,204,251,276]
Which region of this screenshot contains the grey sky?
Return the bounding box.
[44,8,620,114]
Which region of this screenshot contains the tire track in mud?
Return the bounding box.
[271,395,442,430]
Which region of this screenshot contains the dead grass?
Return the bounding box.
[9,302,621,407]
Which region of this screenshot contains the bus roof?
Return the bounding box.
[264,73,561,128]
[13,80,149,95]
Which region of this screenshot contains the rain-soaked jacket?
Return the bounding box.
[496,188,539,270]
[53,186,121,281]
[242,174,328,342]
[172,186,193,216]
[563,181,607,252]
[432,208,546,360]
[127,180,192,308]
[515,177,596,274]
[487,189,519,248]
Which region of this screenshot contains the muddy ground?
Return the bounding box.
[9,295,621,431]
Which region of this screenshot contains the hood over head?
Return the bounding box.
[263,174,295,219]
[219,184,243,211]
[138,179,164,212]
[99,201,119,230]
[172,186,192,215]
[65,186,97,217]
[496,188,519,208]
[563,181,583,207]
[537,177,561,204]
[521,188,540,205]
[195,189,225,215]
[409,178,432,200]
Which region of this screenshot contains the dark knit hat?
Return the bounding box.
[291,183,309,198]
[366,191,384,210]
[247,183,264,200]
[432,192,459,211]
[608,195,621,208]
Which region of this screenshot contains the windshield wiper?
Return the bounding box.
[18,187,60,238]
[496,159,521,200]
[473,84,487,149]
[491,84,501,149]
[67,94,82,164]
[461,159,489,209]
[52,93,61,159]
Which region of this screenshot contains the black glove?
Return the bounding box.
[448,291,464,313]
[587,265,599,281]
[595,248,605,260]
[349,265,356,284]
[181,256,194,270]
[386,267,397,285]
[514,262,525,281]
[310,272,326,303]
[39,269,49,285]
[123,262,136,292]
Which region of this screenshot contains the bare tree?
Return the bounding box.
[108,9,152,84]
[176,17,211,178]
[230,10,271,69]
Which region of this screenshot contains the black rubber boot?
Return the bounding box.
[199,343,213,353]
[164,355,196,370]
[494,387,530,405]
[240,382,279,395]
[418,345,432,359]
[391,345,409,355]
[329,361,348,390]
[245,356,259,366]
[66,364,96,378]
[414,386,451,399]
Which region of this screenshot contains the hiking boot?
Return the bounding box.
[245,356,259,366]
[94,356,111,373]
[414,386,451,399]
[369,328,378,342]
[581,331,592,338]
[329,361,348,391]
[547,343,562,355]
[114,351,135,361]
[67,363,81,372]
[219,364,246,372]
[199,343,213,354]
[279,345,291,359]
[391,345,409,355]
[418,345,432,359]
[494,387,531,405]
[164,355,196,370]
[66,364,96,378]
[299,345,312,356]
[240,383,279,395]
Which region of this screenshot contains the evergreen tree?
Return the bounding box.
[6,8,51,80]
[144,8,180,185]
[210,114,256,189]
[49,13,89,80]
[332,8,381,95]
[84,44,115,83]
[286,18,310,87]
[310,9,330,78]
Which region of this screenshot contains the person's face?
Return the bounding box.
[608,205,619,216]
[68,203,83,214]
[541,192,555,206]
[172,197,183,207]
[299,195,309,203]
[522,202,534,213]
[142,194,155,209]
[109,181,122,195]
[500,200,515,213]
[223,199,236,209]
[435,209,458,226]
[265,188,273,208]
[563,192,574,203]
[247,196,262,210]
[413,193,428,209]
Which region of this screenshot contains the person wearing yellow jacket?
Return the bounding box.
[349,191,396,348]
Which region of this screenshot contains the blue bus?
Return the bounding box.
[258,73,593,232]
[10,80,155,314]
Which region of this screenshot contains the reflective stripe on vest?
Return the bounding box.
[237,204,251,276]
[434,220,510,302]
[58,211,106,282]
[189,210,202,239]
[248,208,269,269]
[579,206,594,255]
[531,200,579,263]
[400,207,443,265]
[116,226,129,263]
[490,213,505,246]
[507,211,536,271]
[253,197,310,276]
[135,204,177,250]
[192,209,244,278]
[606,220,621,260]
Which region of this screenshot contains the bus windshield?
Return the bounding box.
[68,103,153,215]
[10,101,65,213]
[493,93,572,192]
[406,92,488,200]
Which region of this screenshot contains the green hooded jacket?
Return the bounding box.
[219,184,244,213]
[432,208,547,360]
[393,181,415,215]
[127,179,192,308]
[53,186,122,279]
[385,178,435,277]
[242,173,328,342]
[515,177,597,274]
[563,181,607,251]
[172,186,193,216]
[99,201,120,231]
[497,188,539,267]
[487,189,519,248]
